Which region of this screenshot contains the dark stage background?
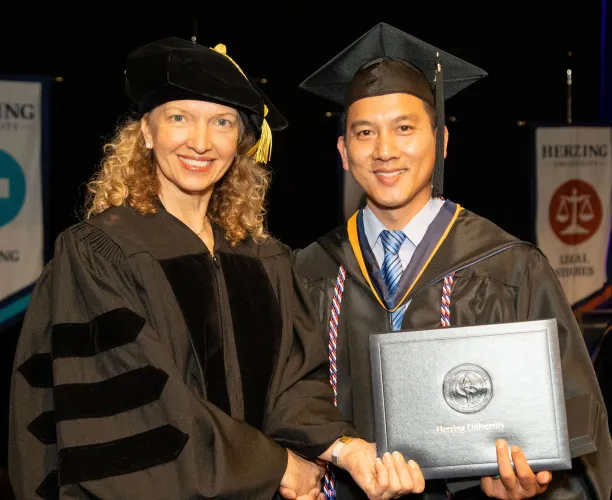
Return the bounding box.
[0,2,607,495]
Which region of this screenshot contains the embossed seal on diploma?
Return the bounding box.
[443,364,493,413]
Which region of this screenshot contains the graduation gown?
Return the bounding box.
[9,205,356,500]
[294,200,612,500]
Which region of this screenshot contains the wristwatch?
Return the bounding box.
[331,436,353,468]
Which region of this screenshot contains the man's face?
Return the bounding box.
[338,93,447,213]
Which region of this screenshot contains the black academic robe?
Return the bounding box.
[9,205,356,500]
[294,201,612,500]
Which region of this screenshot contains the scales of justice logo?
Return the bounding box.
[443,364,493,413]
[549,179,602,245]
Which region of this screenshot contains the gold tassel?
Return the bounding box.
[247,105,272,163]
[212,44,273,164]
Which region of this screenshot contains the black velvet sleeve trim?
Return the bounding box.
[27,410,56,445]
[52,308,145,358]
[54,366,169,421]
[58,424,189,485]
[18,353,53,388]
[35,470,58,500]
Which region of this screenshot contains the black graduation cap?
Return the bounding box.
[299,22,487,196]
[125,37,288,164]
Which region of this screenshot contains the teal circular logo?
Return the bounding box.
[0,150,26,228]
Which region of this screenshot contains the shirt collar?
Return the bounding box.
[362,197,444,249]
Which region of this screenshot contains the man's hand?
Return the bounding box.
[481,440,552,499]
[279,450,325,499]
[338,438,425,499]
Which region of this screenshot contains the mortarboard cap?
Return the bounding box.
[299,22,487,196]
[125,37,287,164]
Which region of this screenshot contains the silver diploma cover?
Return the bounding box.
[369,319,572,479]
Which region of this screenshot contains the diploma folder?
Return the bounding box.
[369,319,571,479]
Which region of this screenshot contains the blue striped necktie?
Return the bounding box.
[380,229,407,330]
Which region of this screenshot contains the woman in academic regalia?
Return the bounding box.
[8,37,423,500]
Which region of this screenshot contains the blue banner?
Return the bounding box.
[0,76,50,331]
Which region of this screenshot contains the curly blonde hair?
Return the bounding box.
[85,116,271,246]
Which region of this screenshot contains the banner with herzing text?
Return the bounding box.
[535,126,612,305]
[0,78,47,329]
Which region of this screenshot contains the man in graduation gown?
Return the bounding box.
[294,23,612,500]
